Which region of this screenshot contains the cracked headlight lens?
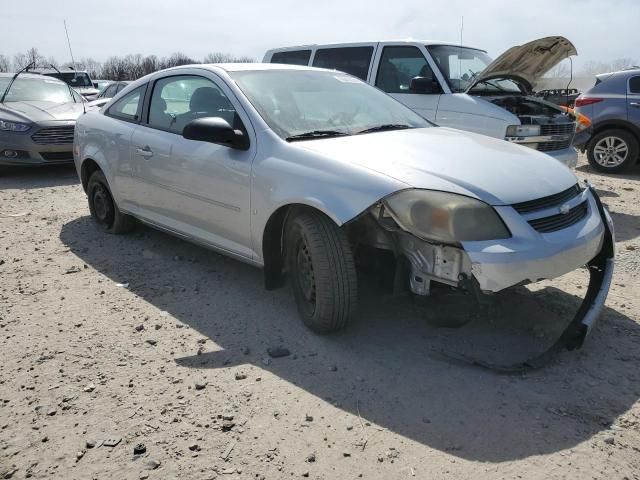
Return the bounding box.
[0,119,31,132]
[384,189,510,244]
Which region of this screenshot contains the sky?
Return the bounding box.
[3,0,639,69]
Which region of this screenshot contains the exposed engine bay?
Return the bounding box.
[487,95,574,126]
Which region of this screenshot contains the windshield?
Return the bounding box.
[96,80,111,92]
[229,70,429,139]
[426,45,521,94]
[45,72,93,88]
[0,76,76,103]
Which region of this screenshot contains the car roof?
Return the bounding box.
[596,67,640,79]
[167,63,334,73]
[267,40,485,52]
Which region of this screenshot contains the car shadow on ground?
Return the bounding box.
[0,165,79,190]
[59,216,640,463]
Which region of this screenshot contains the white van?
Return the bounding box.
[264,37,578,167]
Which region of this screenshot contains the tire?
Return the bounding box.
[87,170,135,234]
[286,210,358,333]
[587,129,639,173]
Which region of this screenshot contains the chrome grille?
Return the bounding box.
[527,201,588,233]
[512,184,582,214]
[539,123,575,136]
[31,126,75,145]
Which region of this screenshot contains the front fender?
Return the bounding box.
[250,143,408,263]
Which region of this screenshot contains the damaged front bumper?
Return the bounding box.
[395,186,614,351]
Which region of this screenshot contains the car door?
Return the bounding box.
[128,71,256,259]
[627,75,640,126]
[101,84,147,206]
[371,44,443,122]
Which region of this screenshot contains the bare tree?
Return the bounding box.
[141,55,159,76]
[160,52,197,69]
[0,55,10,73]
[580,58,639,76]
[203,52,255,64]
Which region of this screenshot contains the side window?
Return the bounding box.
[106,85,145,121]
[271,50,311,66]
[116,83,127,93]
[312,47,374,81]
[376,46,440,94]
[629,76,640,94]
[103,84,118,98]
[147,75,236,135]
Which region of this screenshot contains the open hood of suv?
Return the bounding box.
[466,36,577,94]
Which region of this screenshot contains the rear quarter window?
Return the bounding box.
[629,76,640,94]
[270,50,312,66]
[312,47,374,81]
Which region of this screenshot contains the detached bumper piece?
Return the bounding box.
[438,187,615,372]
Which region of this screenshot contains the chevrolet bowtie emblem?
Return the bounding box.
[559,203,571,214]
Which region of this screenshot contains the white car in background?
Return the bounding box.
[265,36,579,167]
[73,64,613,356]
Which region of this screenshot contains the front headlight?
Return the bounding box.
[384,190,510,244]
[0,119,31,132]
[505,124,540,137]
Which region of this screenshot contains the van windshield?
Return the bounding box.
[230,70,429,140]
[45,72,93,87]
[427,45,520,93]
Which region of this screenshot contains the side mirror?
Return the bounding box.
[410,76,435,94]
[182,117,249,150]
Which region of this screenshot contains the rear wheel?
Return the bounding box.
[587,129,638,173]
[87,170,135,234]
[286,210,358,333]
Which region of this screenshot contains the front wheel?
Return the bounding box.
[87,170,135,234]
[286,210,358,333]
[587,129,638,173]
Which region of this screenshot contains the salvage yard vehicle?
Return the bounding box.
[74,64,614,354]
[573,68,640,172]
[88,81,131,109]
[34,67,100,100]
[0,72,85,166]
[265,36,579,167]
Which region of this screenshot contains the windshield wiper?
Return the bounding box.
[357,124,412,134]
[286,130,349,142]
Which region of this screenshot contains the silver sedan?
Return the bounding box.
[0,73,85,166]
[73,64,614,353]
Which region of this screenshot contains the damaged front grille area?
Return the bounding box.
[528,201,588,233]
[512,184,582,214]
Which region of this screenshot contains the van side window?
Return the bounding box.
[376,46,441,94]
[312,47,374,81]
[271,50,312,66]
[629,76,640,94]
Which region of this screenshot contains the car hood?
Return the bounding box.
[467,36,577,94]
[294,127,577,206]
[0,101,85,122]
[74,86,100,96]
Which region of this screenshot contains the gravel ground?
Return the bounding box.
[0,155,639,480]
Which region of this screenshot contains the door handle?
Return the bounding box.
[135,146,153,158]
[630,102,640,108]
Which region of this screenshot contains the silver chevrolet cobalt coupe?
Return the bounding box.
[74,64,614,351]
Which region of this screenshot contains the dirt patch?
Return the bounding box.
[1,157,639,479]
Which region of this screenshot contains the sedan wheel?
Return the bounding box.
[286,210,358,333]
[587,129,638,173]
[87,170,135,234]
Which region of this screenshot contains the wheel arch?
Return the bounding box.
[591,120,640,143]
[80,158,102,192]
[261,202,353,291]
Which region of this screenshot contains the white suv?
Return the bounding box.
[264,36,578,167]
